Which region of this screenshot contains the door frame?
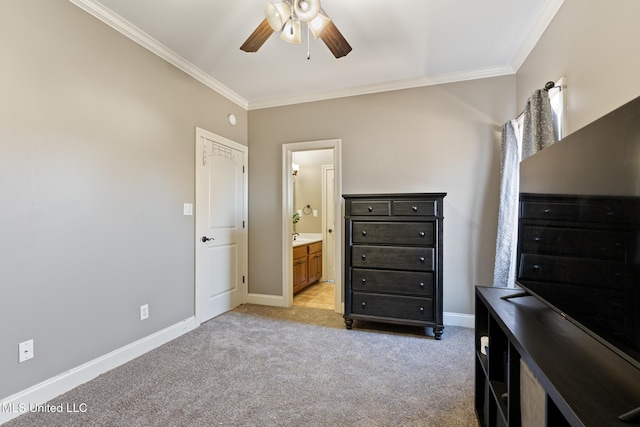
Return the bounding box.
[195,127,249,326]
[282,139,342,312]
[321,164,335,283]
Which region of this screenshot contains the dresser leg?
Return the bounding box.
[344,318,353,330]
[433,326,444,340]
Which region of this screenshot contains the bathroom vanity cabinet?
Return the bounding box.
[293,241,322,294]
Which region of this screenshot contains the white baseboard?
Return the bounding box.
[247,293,287,307]
[0,317,196,425]
[444,312,475,328]
[246,294,475,329]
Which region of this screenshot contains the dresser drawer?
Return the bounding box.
[352,221,435,246]
[519,226,627,260]
[350,201,390,216]
[580,203,640,225]
[521,201,580,221]
[392,200,437,216]
[521,195,640,224]
[518,253,627,288]
[352,246,434,271]
[351,268,434,296]
[351,292,434,321]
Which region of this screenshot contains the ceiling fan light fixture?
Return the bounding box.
[294,0,320,22]
[280,19,302,44]
[265,2,291,31]
[308,11,331,39]
[242,0,351,58]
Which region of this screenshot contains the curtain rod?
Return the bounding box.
[544,81,561,92]
[514,81,561,121]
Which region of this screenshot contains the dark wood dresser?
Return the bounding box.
[343,193,446,339]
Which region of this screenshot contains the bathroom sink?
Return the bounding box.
[292,236,322,246]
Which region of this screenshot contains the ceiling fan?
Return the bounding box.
[240,0,352,58]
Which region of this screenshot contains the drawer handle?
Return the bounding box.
[533,237,542,242]
[361,230,367,236]
[361,278,366,284]
[419,256,425,263]
[543,208,551,214]
[419,282,425,288]
[412,206,418,212]
[361,301,366,308]
[419,231,425,237]
[419,306,424,313]
[532,265,541,272]
[361,254,367,261]
[368,206,373,212]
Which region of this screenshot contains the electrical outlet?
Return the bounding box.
[140,304,149,320]
[19,339,34,363]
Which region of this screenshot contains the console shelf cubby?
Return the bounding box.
[475,286,640,427]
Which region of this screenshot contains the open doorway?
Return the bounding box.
[282,140,342,312]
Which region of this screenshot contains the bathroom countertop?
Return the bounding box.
[292,233,323,247]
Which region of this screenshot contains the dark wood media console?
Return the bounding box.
[475,286,640,426]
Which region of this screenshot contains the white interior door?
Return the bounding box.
[195,128,247,324]
[323,166,335,281]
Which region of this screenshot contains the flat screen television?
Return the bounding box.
[514,95,640,421]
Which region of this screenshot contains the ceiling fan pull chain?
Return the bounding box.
[307,25,311,60]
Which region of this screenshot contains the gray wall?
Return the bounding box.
[517,0,640,135]
[3,0,640,404]
[247,0,640,316]
[0,1,246,399]
[248,77,517,313]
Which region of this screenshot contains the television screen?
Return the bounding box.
[516,95,640,370]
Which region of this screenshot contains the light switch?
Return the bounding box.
[313,210,318,217]
[183,203,193,216]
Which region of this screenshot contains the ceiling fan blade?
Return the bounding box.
[320,21,352,58]
[240,18,274,52]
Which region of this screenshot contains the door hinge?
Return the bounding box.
[242,275,245,283]
[243,220,245,228]
[243,165,245,173]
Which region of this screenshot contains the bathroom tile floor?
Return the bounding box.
[293,281,335,310]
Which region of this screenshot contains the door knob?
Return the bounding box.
[201,236,214,242]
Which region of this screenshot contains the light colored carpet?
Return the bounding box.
[5,304,478,427]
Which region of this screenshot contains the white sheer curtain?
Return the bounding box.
[493,89,556,287]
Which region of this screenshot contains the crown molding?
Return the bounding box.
[68,0,249,110]
[510,0,565,71]
[247,65,516,110]
[69,0,562,112]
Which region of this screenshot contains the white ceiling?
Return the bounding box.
[71,0,564,110]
